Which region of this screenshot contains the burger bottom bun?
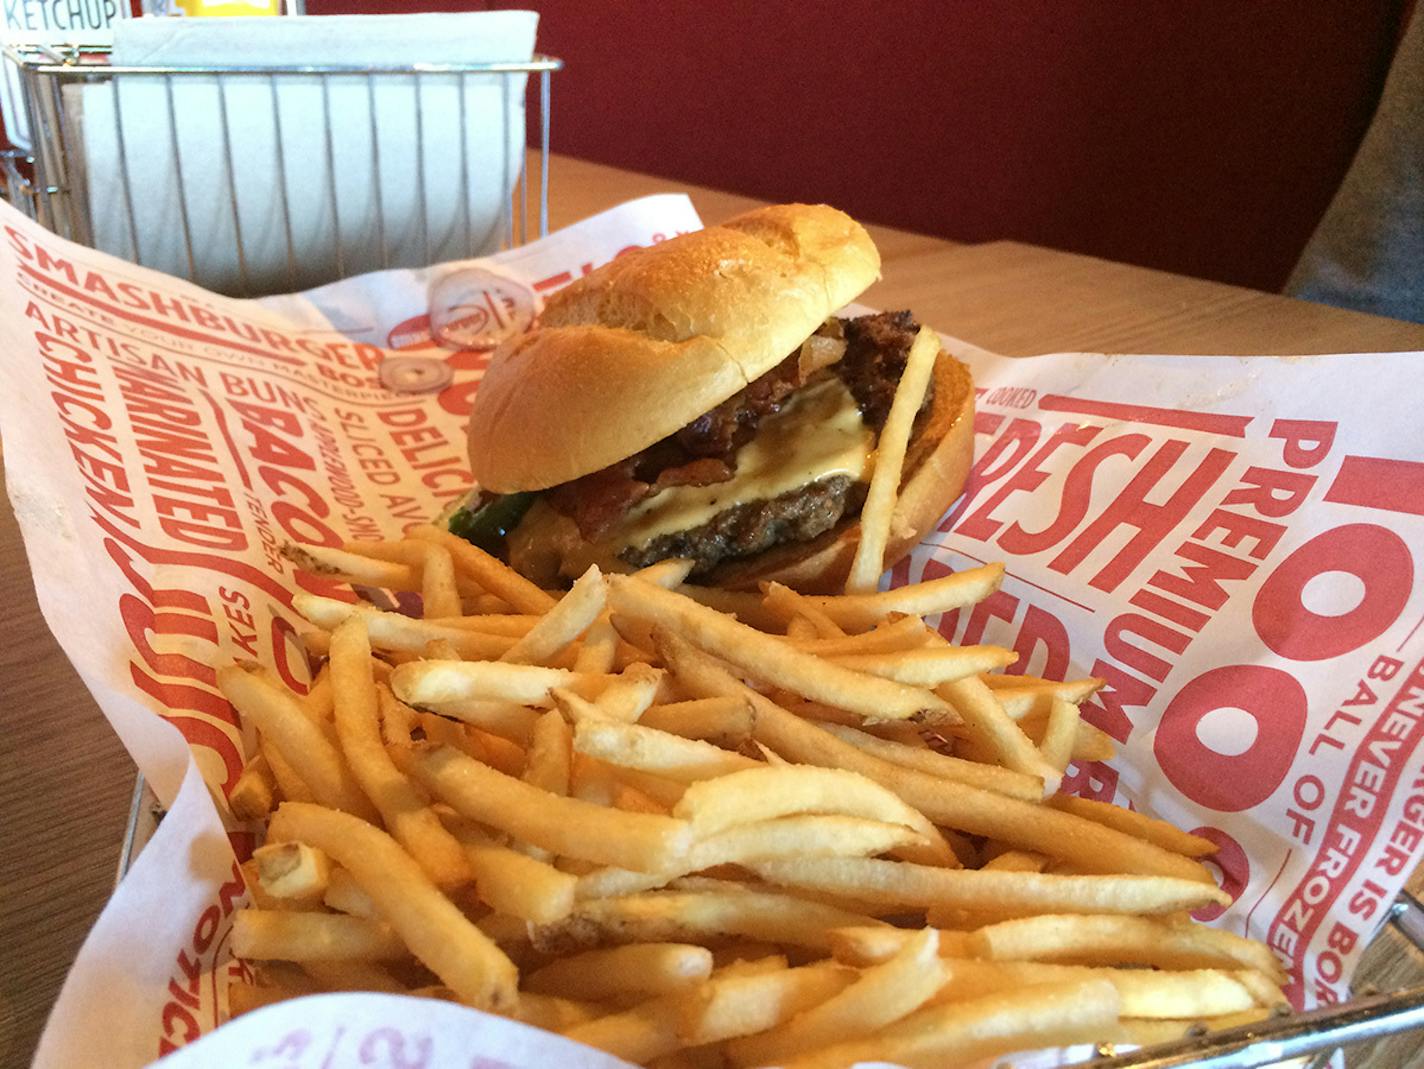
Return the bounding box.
[701,349,975,593]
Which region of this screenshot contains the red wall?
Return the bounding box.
[312,2,1410,293]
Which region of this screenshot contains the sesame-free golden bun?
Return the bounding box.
[467,204,881,493]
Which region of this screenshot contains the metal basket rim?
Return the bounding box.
[3,41,563,77]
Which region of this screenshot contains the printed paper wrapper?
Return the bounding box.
[1,192,1420,1069]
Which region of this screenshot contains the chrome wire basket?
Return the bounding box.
[1,42,561,296]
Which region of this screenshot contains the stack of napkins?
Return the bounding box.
[75,11,538,294]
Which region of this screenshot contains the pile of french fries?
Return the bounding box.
[217,522,1287,1068]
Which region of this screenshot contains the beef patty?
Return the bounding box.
[619,476,863,576]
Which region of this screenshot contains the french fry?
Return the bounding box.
[231,910,408,961]
[500,565,607,664]
[562,991,689,1064]
[673,583,786,632]
[785,616,818,641]
[424,614,541,636]
[294,595,516,659]
[786,614,934,655]
[1070,720,1117,762]
[416,710,484,760]
[761,582,846,638]
[828,645,1018,686]
[828,925,974,966]
[816,723,1042,802]
[283,543,420,590]
[799,562,1005,632]
[464,593,516,614]
[513,992,602,1033]
[552,685,611,726]
[673,764,957,869]
[266,801,518,1011]
[613,782,669,815]
[748,857,1229,915]
[933,958,1279,1018]
[458,836,577,925]
[989,675,1105,705]
[938,675,1060,789]
[925,904,1023,931]
[467,725,527,777]
[784,977,1120,1069]
[609,610,663,661]
[376,685,419,748]
[573,718,760,783]
[323,866,379,919]
[982,850,1047,873]
[590,662,665,721]
[524,708,572,795]
[329,618,475,895]
[301,666,334,720]
[845,325,941,592]
[526,943,713,1000]
[639,697,755,746]
[1046,794,1219,858]
[573,616,620,673]
[218,665,377,820]
[609,576,947,720]
[1011,709,1116,762]
[230,754,277,821]
[418,543,462,619]
[421,698,542,745]
[339,538,433,567]
[406,743,693,872]
[408,524,556,613]
[475,911,536,955]
[727,929,946,1067]
[713,954,791,980]
[571,752,619,806]
[576,815,933,900]
[633,558,697,589]
[710,943,784,969]
[969,913,1286,978]
[299,628,332,661]
[773,693,869,728]
[1038,697,1080,771]
[534,886,885,953]
[240,858,294,912]
[613,766,688,809]
[252,841,331,905]
[391,659,611,707]
[678,961,856,1047]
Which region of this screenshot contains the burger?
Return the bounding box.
[444,204,975,593]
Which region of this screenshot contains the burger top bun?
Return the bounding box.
[467,204,881,493]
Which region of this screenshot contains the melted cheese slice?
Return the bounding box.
[618,375,873,547]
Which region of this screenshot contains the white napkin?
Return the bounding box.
[75,11,539,295]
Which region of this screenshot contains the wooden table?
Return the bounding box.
[4,152,1423,1067]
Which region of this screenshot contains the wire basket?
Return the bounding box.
[0,42,561,296]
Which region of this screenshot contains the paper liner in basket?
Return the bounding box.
[0,191,1419,1068]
